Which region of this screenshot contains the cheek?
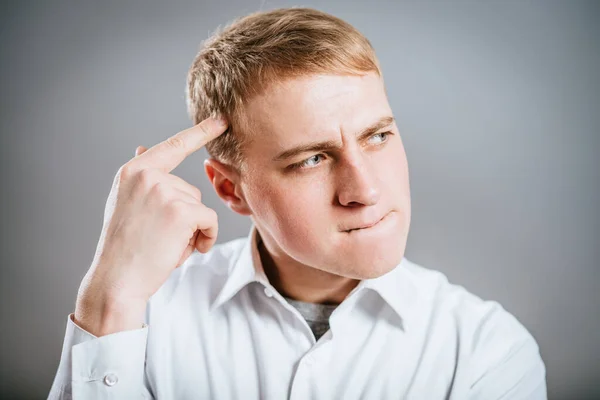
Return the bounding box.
[381,140,409,189]
[246,174,331,247]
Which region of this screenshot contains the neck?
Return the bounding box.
[256,231,359,305]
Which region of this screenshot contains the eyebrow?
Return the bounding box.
[272,116,395,162]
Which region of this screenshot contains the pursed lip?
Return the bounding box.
[343,211,391,232]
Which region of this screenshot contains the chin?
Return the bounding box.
[353,257,401,279]
[332,244,405,280]
[344,241,407,280]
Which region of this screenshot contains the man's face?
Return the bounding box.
[238,72,411,279]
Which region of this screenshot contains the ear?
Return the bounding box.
[204,158,252,216]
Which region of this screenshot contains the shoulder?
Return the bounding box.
[403,258,546,396]
[402,258,535,344]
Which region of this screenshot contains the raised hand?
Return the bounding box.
[74,116,228,336]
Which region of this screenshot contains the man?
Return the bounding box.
[49,7,546,399]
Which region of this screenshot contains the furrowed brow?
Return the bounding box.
[272,139,340,162]
[272,116,395,162]
[356,116,395,142]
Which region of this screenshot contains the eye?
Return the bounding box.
[367,131,392,145]
[290,154,325,170]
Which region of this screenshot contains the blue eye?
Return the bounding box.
[300,154,324,168]
[287,132,393,171]
[289,154,325,170]
[368,131,391,144]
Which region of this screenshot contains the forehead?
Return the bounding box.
[242,73,392,150]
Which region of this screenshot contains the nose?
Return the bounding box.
[336,154,381,207]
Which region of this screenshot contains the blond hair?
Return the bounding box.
[185,7,381,169]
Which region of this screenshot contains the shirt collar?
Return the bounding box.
[210,224,269,311]
[349,256,420,330]
[210,223,420,329]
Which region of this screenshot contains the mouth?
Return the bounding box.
[343,211,391,233]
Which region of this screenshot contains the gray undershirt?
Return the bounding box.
[284,297,338,341]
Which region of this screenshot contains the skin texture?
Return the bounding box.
[205,72,411,304]
[74,117,229,336]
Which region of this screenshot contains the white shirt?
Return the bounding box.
[49,224,547,399]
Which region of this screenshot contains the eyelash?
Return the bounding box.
[288,131,393,171]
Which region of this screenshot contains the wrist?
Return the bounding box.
[75,289,147,337]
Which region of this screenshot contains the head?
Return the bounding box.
[186,7,411,280]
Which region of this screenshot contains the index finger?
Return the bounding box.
[135,116,228,172]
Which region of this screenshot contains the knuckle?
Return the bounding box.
[139,168,154,180]
[165,200,187,221]
[193,187,203,202]
[203,207,218,224]
[118,164,134,182]
[208,207,218,221]
[198,124,211,139]
[175,176,202,203]
[173,175,202,202]
[166,136,186,151]
[151,182,170,204]
[138,169,155,188]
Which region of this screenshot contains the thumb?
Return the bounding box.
[135,145,148,157]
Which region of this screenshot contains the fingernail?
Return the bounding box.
[215,115,228,127]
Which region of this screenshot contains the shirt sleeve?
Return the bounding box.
[465,302,548,400]
[48,313,154,399]
[468,336,547,399]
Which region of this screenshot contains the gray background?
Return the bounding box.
[1,1,598,398]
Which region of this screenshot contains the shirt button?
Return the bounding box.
[264,287,274,297]
[103,373,119,387]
